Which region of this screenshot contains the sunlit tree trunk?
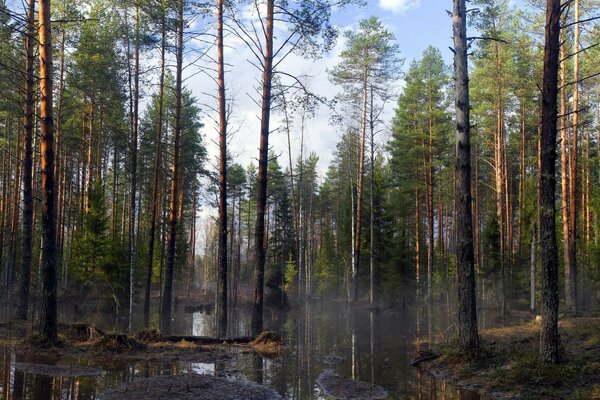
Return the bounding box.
[38,0,58,344]
[559,29,571,316]
[566,0,579,315]
[453,0,479,353]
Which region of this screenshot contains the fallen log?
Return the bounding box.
[410,352,438,367]
[161,335,254,344]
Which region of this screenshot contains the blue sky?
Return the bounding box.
[190,0,458,180]
[339,0,455,65]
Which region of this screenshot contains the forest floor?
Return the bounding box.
[418,317,600,399]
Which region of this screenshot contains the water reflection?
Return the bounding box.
[0,301,485,399]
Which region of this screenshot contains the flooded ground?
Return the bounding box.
[0,299,488,399]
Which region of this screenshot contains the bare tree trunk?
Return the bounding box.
[144,2,166,327]
[56,27,66,267]
[16,0,36,321]
[539,0,560,364]
[86,100,94,213]
[518,102,526,255]
[352,72,368,303]
[160,0,183,336]
[566,0,579,315]
[38,0,58,344]
[129,1,140,332]
[415,180,421,303]
[530,222,537,312]
[369,90,376,305]
[426,108,434,305]
[251,0,274,336]
[8,133,22,292]
[216,0,228,339]
[453,0,479,354]
[559,30,571,315]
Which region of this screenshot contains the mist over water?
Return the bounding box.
[0,299,490,399]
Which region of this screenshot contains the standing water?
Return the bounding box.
[0,300,486,399]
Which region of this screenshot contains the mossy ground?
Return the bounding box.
[421,318,600,399]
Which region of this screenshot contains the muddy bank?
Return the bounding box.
[417,318,600,399]
[100,373,282,400]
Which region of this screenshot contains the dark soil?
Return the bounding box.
[316,369,388,400]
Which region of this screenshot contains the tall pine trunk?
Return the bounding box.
[16,0,36,321]
[251,0,274,336]
[38,0,58,344]
[129,1,140,331]
[160,0,183,336]
[352,71,368,302]
[216,0,228,338]
[144,1,166,327]
[539,0,561,364]
[453,0,479,354]
[566,0,579,315]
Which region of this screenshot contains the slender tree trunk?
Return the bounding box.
[539,0,560,364]
[251,0,274,336]
[38,0,58,344]
[144,2,166,327]
[8,133,22,292]
[518,102,526,255]
[559,30,571,315]
[415,180,421,303]
[16,0,36,320]
[56,27,66,266]
[86,99,94,213]
[426,109,434,305]
[369,91,376,305]
[160,0,183,336]
[216,0,228,338]
[352,72,368,303]
[453,0,479,353]
[566,0,579,315]
[531,222,537,312]
[128,1,141,332]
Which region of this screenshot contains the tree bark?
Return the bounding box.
[216,0,228,339]
[559,29,571,316]
[38,0,58,344]
[144,1,166,328]
[539,0,561,364]
[453,0,479,354]
[251,0,274,336]
[160,0,184,336]
[566,0,579,315]
[129,1,140,332]
[16,0,36,321]
[352,71,368,303]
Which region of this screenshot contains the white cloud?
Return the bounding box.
[378,0,421,14]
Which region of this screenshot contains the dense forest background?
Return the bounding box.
[0,0,598,334]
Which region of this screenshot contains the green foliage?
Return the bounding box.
[283,256,297,294]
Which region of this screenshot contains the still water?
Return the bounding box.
[0,300,486,399]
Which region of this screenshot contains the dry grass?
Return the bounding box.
[92,333,146,352]
[134,328,163,343]
[421,318,600,399]
[250,331,284,357]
